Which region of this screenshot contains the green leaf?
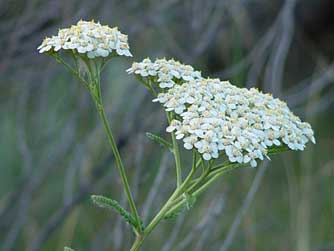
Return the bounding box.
[64,247,75,251]
[267,145,290,155]
[146,132,173,152]
[91,195,137,228]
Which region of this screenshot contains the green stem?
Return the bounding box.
[56,56,142,234]
[165,160,215,212]
[204,163,244,182]
[166,163,243,216]
[188,164,211,191]
[138,79,181,187]
[167,112,182,187]
[172,133,182,187]
[98,105,141,228]
[51,53,89,88]
[92,72,141,232]
[169,161,211,207]
[130,235,143,251]
[130,159,202,251]
[192,164,240,195]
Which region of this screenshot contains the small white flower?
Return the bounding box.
[203,153,212,160]
[166,120,181,133]
[250,159,257,168]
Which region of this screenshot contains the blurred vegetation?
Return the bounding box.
[0,0,333,251]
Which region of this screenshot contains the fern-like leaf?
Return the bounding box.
[146,132,173,152]
[91,195,137,228]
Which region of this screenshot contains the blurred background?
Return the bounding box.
[0,0,333,250]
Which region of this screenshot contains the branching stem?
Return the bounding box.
[129,156,202,251]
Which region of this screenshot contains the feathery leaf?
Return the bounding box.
[91,195,137,228]
[146,132,173,152]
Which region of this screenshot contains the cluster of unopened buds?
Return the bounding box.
[129,61,316,167]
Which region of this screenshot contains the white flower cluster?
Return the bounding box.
[37,20,132,58]
[154,78,315,167]
[126,58,202,88]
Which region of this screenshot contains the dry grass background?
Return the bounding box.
[0,0,333,250]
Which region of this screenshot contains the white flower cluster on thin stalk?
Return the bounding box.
[153,78,315,167]
[37,20,132,58]
[126,58,202,88]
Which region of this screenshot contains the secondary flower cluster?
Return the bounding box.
[154,78,315,166]
[37,20,132,58]
[126,58,202,88]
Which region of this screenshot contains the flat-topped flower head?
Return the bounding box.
[126,58,202,89]
[37,20,132,58]
[155,78,315,166]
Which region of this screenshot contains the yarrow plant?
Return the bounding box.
[38,20,315,251]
